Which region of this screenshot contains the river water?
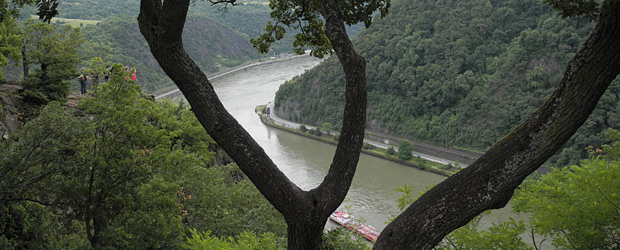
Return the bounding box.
[199,55,512,232]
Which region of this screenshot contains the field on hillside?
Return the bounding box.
[30,15,100,27]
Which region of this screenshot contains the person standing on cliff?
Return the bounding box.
[104,66,111,82]
[77,75,87,95]
[78,68,88,95]
[130,67,137,84]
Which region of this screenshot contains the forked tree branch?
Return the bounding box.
[138,0,304,216]
[138,0,367,248]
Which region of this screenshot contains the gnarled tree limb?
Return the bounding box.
[137,0,366,248]
[374,1,620,249]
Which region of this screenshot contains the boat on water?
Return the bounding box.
[329,211,381,243]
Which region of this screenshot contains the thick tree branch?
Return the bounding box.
[139,1,367,248]
[139,0,367,248]
[374,1,620,249]
[207,0,237,6]
[311,0,367,217]
[138,0,305,217]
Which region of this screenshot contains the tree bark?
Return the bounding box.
[137,0,366,249]
[374,2,620,249]
[21,38,28,81]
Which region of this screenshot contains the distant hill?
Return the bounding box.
[80,16,261,92]
[50,0,363,56]
[49,0,296,53]
[273,0,620,165]
[51,0,362,54]
[3,15,261,92]
[62,0,285,92]
[6,0,362,91]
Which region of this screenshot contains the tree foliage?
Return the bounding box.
[44,0,364,55]
[320,227,371,250]
[2,0,366,91]
[0,62,288,249]
[544,0,603,20]
[21,19,83,104]
[0,0,33,23]
[513,146,620,249]
[0,17,21,80]
[434,129,620,250]
[183,229,281,250]
[397,139,413,160]
[76,15,261,92]
[251,0,389,57]
[274,0,620,167]
[0,0,61,23]
[437,217,532,250]
[0,102,92,249]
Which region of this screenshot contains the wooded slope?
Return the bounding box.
[274,0,620,165]
[80,16,260,92]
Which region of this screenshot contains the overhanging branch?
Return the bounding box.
[374,1,620,249]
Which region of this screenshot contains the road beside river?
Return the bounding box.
[159,55,516,232]
[265,102,460,167]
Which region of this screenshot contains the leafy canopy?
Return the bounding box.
[0,0,59,23]
[442,129,620,249]
[544,0,620,20]
[397,139,413,160]
[512,132,620,249]
[21,19,83,104]
[251,0,390,58]
[183,229,281,250]
[0,17,21,80]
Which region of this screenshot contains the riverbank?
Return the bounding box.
[150,54,314,99]
[363,130,482,165]
[150,54,461,176]
[256,105,457,176]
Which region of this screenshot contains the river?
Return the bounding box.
[180,55,513,232]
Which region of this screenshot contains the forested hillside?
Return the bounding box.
[9,0,273,92]
[0,67,289,248]
[51,0,363,54]
[274,0,620,165]
[4,0,364,92]
[24,0,300,54]
[79,16,260,92]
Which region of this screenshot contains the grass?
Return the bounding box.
[31,15,101,27]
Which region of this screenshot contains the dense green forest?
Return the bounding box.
[0,66,283,248]
[274,0,620,166]
[0,65,371,249]
[46,0,334,47]
[0,2,370,246]
[8,1,272,92]
[2,0,620,248]
[79,16,261,92]
[23,0,301,54]
[3,0,363,92]
[385,129,620,249]
[48,0,363,51]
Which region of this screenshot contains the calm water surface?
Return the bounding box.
[202,56,512,231]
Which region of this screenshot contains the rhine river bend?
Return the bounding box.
[180,55,511,231]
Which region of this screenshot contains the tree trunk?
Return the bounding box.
[137,1,366,249]
[85,163,96,246]
[374,2,620,249]
[21,38,28,81]
[286,219,326,249]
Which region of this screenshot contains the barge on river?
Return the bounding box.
[329,211,381,243]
